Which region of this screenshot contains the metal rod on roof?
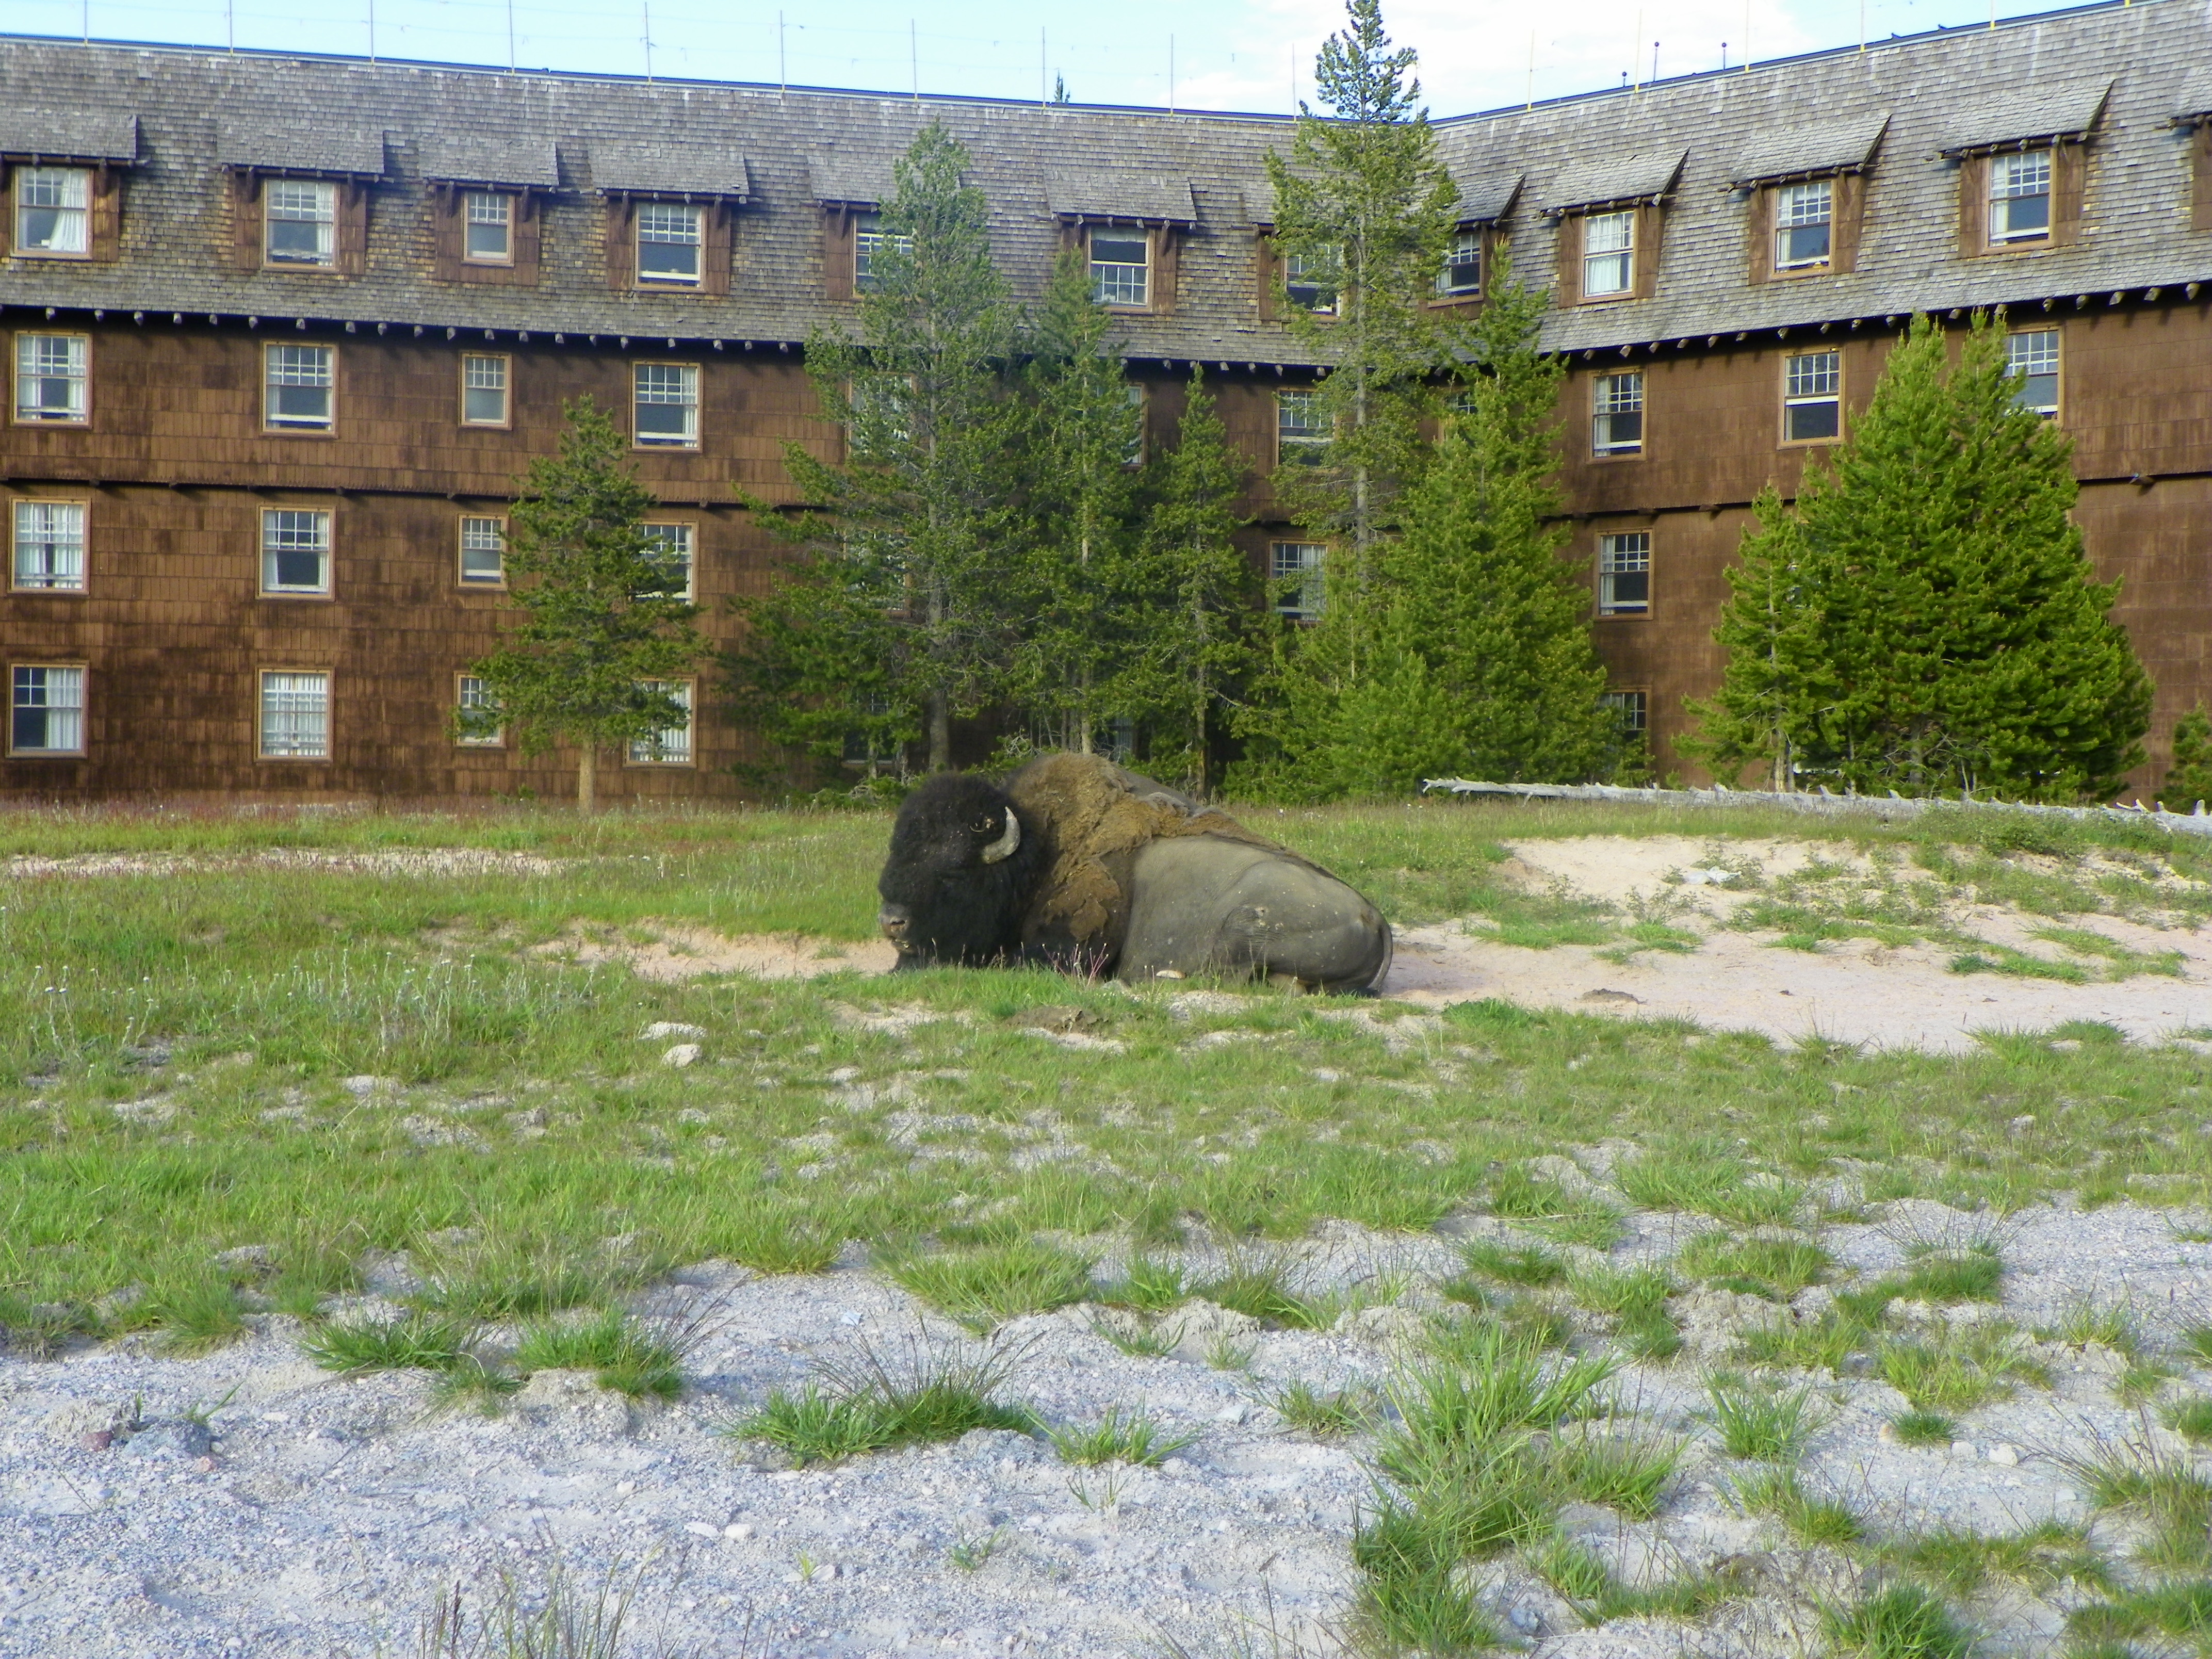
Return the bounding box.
[508,0,515,72]
[1526,32,1534,109]
[1744,0,1751,71]
[1041,28,1047,106]
[227,0,234,54]
[1169,35,1176,113]
[368,0,376,64]
[778,12,786,95]
[643,0,653,80]
[911,20,918,101]
[1632,12,1642,91]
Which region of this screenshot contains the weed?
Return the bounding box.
[1048,1405,1200,1467]
[883,1240,1095,1333]
[2164,1396,2212,1443]
[732,1333,1034,1466]
[1202,1332,1258,1373]
[1616,1307,1684,1362]
[2178,1322,2212,1365]
[514,1307,685,1400]
[1550,1423,1682,1519]
[1677,1232,1832,1299]
[2116,1359,2180,1406]
[1099,1257,1189,1314]
[1736,1310,1869,1373]
[713,1209,842,1276]
[148,1277,250,1356]
[1487,1165,1624,1248]
[1948,947,2090,984]
[1879,1325,2042,1413]
[1727,1465,1864,1546]
[1615,1150,1800,1227]
[1088,1312,1183,1360]
[1703,1373,1820,1462]
[415,1235,615,1323]
[1566,1262,1672,1320]
[1896,1249,2003,1305]
[1350,1495,1507,1656]
[303,1309,477,1376]
[413,1555,672,1659]
[1884,1519,2109,1596]
[2052,1433,2212,1571]
[1194,1255,1328,1330]
[1270,1380,1378,1437]
[2042,1296,2142,1358]
[0,1298,91,1360]
[1522,1530,1738,1625]
[1890,1410,1960,1449]
[429,1355,523,1414]
[1821,1582,1975,1659]
[1458,1239,1566,1288]
[2065,1582,2212,1651]
[946,1527,1006,1572]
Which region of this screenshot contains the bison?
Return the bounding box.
[875,752,1393,993]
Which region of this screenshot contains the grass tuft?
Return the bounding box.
[2162,1396,2212,1444]
[1821,1582,1976,1659]
[1883,1519,2109,1596]
[302,1309,478,1375]
[1704,1373,1820,1462]
[1457,1239,1567,1288]
[1890,1410,1960,1449]
[1677,1231,1832,1299]
[512,1307,685,1400]
[1097,1256,1189,1314]
[1728,1464,1865,1547]
[2051,1433,2212,1571]
[149,1277,252,1357]
[1550,1423,1682,1519]
[1878,1324,2042,1413]
[733,1334,1034,1466]
[1047,1404,1200,1467]
[1270,1379,1378,1437]
[882,1240,1095,1333]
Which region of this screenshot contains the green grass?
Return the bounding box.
[2164,1396,2212,1443]
[1821,1583,1975,1659]
[1896,1245,2004,1304]
[1614,1150,1802,1227]
[1676,1231,1832,1299]
[881,1241,1096,1333]
[302,1309,478,1375]
[512,1307,686,1400]
[1097,1257,1189,1314]
[733,1337,1034,1466]
[1879,1325,2044,1413]
[146,1277,251,1356]
[1736,1309,1869,1373]
[1550,1424,1683,1519]
[2066,1582,2212,1651]
[1884,1520,2109,1596]
[1047,1404,1200,1467]
[2053,1435,2212,1571]
[1457,1239,1567,1288]
[1270,1379,1378,1436]
[1485,1165,1625,1248]
[1193,1254,1335,1329]
[1890,1410,1960,1449]
[1727,1464,1864,1546]
[1704,1374,1820,1461]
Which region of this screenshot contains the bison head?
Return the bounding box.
[876,773,1044,968]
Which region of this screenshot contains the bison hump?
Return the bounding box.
[1003,753,1291,952]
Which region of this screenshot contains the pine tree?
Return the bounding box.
[2162,705,2212,810]
[728,122,1022,774]
[1680,485,1825,791]
[460,397,707,811]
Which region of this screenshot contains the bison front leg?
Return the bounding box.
[1115,839,1392,995]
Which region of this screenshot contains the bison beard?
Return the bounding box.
[876,753,1393,993]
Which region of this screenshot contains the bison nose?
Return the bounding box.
[879,904,912,948]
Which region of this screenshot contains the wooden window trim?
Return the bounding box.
[1748,174,1865,283]
[1779,350,1846,449]
[1589,369,1646,464]
[822,205,860,301]
[2,163,120,264]
[454,672,506,747]
[257,504,337,601]
[236,174,368,277]
[2006,326,2065,424]
[9,330,92,429]
[256,668,334,763]
[260,340,339,438]
[631,362,702,452]
[1068,221,1178,317]
[1557,205,1662,306]
[8,493,91,594]
[1601,687,1652,739]
[1255,230,1339,325]
[456,512,508,590]
[1428,224,1490,309]
[640,518,700,601]
[607,197,731,297]
[2191,123,2212,235]
[6,661,89,757]
[458,352,513,430]
[1594,528,1655,621]
[624,677,698,768]
[432,185,543,286]
[1957,143,2084,259]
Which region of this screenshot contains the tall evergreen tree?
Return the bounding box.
[460,398,707,812]
[728,122,1022,774]
[1688,314,2152,800]
[2160,705,2212,810]
[1680,485,1823,792]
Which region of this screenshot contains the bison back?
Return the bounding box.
[1116,836,1393,994]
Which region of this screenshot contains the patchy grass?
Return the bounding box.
[1879,1325,2044,1413]
[1456,1239,1567,1288]
[1821,1582,1976,1659]
[1270,1380,1379,1437]
[2053,1435,2212,1571]
[1884,1520,2110,1596]
[1046,1404,1200,1467]
[1704,1373,1820,1461]
[1727,1465,1865,1547]
[881,1241,1096,1333]
[302,1309,478,1376]
[1676,1231,1832,1299]
[1890,1410,1961,1449]
[733,1336,1034,1466]
[512,1307,685,1400]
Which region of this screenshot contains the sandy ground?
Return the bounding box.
[544,926,901,983]
[9,1201,2212,1657]
[2,849,569,880]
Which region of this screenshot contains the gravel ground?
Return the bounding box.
[8,1200,2212,1658]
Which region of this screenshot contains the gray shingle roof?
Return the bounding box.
[588,142,751,199]
[217,123,386,176]
[418,135,560,189]
[1453,171,1521,223]
[2174,66,2212,125]
[0,107,137,162]
[808,158,893,205]
[1541,149,1687,213]
[1729,115,1889,186]
[1046,172,1197,224]
[1938,76,2112,155]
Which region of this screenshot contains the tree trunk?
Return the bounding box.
[578,743,598,814]
[928,689,951,773]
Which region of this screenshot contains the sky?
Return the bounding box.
[7,0,2134,115]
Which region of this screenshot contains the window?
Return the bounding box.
[1597,533,1650,616]
[1437,228,1482,297]
[853,212,911,293]
[1122,384,1147,466]
[1273,541,1325,620]
[456,675,503,745]
[847,373,913,453]
[461,353,509,426]
[1775,180,1833,270]
[261,508,332,595]
[10,666,84,755]
[458,516,506,585]
[463,192,514,264]
[13,334,87,425]
[642,523,694,599]
[1600,689,1648,734]
[13,166,90,257]
[264,344,334,430]
[1783,350,1842,442]
[633,363,699,447]
[1277,389,1328,467]
[1282,249,1336,315]
[1592,372,1644,457]
[264,178,337,267]
[628,680,693,765]
[1088,226,1150,307]
[2007,330,2060,418]
[259,671,330,759]
[635,202,704,286]
[12,500,86,591]
[1989,150,2052,245]
[1582,211,1635,298]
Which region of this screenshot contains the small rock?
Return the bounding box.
[643,1022,707,1041]
[1950,1440,1977,1459]
[341,1075,397,1098]
[684,1522,721,1539]
[213,1244,276,1271]
[663,1044,703,1069]
[724,1523,753,1540]
[1010,1005,1101,1033]
[1988,1443,2021,1467]
[614,1481,638,1497]
[1876,1422,1898,1444]
[2010,1115,2037,1133]
[1579,988,1642,1004]
[1214,1402,1248,1425]
[80,1429,114,1452]
[194,1455,218,1473]
[1310,1068,1343,1083]
[2050,1039,2083,1053]
[123,1421,214,1461]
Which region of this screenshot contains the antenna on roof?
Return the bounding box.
[368,0,376,65]
[1525,32,1533,110]
[508,0,516,73]
[1169,36,1177,114]
[1041,28,1047,106]
[778,11,786,96]
[643,0,654,81]
[910,19,918,102]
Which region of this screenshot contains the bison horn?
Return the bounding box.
[979,810,1022,865]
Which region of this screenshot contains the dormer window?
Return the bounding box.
[464,192,514,264]
[1283,250,1337,315]
[1989,150,2052,244]
[1437,229,1483,297]
[13,167,90,257]
[636,202,705,286]
[1582,211,1635,298]
[264,179,337,267]
[853,212,909,292]
[1775,181,1833,269]
[1088,226,1151,307]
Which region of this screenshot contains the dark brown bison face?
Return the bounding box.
[876,773,1045,968]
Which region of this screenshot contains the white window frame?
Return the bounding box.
[853,211,911,293]
[1582,210,1635,298]
[456,674,504,746]
[1774,180,1833,271]
[1437,228,1483,297]
[1989,149,2053,245]
[1281,248,1337,316]
[641,522,695,600]
[632,362,700,448]
[258,670,331,760]
[2007,330,2061,419]
[1272,541,1326,620]
[13,333,89,426]
[460,353,510,427]
[264,343,335,432]
[1277,389,1328,467]
[635,201,705,287]
[458,515,507,587]
[462,191,515,265]
[1600,689,1648,735]
[1782,350,1843,444]
[12,166,91,259]
[1122,383,1147,467]
[9,664,86,757]
[1086,224,1151,308]
[1592,371,1644,457]
[263,178,338,269]
[1597,532,1651,616]
[12,498,87,592]
[627,680,694,766]
[261,508,333,597]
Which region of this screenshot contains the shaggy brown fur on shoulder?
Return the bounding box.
[1004,753,1298,950]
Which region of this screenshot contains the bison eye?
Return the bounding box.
[969,816,996,835]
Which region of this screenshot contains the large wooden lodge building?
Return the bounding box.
[2,2,2210,801]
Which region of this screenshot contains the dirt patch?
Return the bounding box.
[539,923,898,982]
[2,848,569,880]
